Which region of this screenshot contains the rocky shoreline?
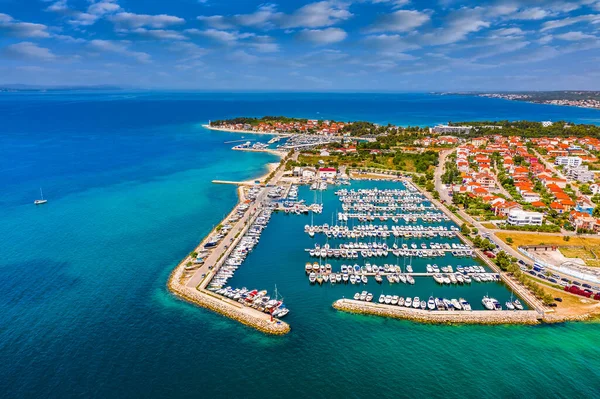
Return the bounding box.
[168,265,290,335]
[333,299,541,325]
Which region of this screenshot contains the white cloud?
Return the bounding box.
[186,28,254,43]
[541,14,600,31]
[197,1,352,30]
[420,7,490,45]
[3,41,57,60]
[69,0,121,26]
[45,0,69,13]
[555,31,596,40]
[509,7,555,20]
[130,28,187,41]
[491,27,525,36]
[363,34,420,51]
[297,27,347,44]
[280,1,352,28]
[366,10,430,33]
[88,39,151,63]
[227,50,260,64]
[109,12,185,29]
[0,13,50,38]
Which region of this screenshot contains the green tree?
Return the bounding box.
[461,223,471,235]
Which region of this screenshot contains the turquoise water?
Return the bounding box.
[1,92,600,398]
[231,180,523,312]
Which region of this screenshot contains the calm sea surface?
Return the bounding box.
[1,92,600,398]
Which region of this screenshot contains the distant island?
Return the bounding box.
[444,91,600,110]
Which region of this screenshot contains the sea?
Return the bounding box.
[1,92,600,398]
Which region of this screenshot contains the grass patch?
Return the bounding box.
[480,222,497,229]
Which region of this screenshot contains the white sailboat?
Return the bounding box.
[34,188,48,205]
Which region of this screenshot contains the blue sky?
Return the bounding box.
[0,0,599,90]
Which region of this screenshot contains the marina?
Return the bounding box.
[178,176,542,330]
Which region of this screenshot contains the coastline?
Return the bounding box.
[167,150,291,335]
[203,124,293,137]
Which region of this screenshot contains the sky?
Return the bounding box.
[0,0,599,91]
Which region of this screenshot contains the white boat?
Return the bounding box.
[505,301,515,310]
[34,188,48,205]
[353,292,360,300]
[379,294,385,304]
[384,295,392,304]
[405,297,412,307]
[459,298,471,311]
[398,297,405,306]
[513,299,524,310]
[427,296,435,310]
[412,296,420,309]
[482,295,495,310]
[391,295,399,305]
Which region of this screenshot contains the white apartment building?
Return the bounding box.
[554,156,582,168]
[507,209,544,226]
[566,165,595,183]
[432,125,472,134]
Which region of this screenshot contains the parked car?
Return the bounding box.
[548,278,558,283]
[518,260,527,266]
[554,297,563,302]
[528,270,537,276]
[573,280,582,286]
[583,283,592,289]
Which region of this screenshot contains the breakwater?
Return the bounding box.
[168,266,290,335]
[333,299,541,325]
[167,160,292,335]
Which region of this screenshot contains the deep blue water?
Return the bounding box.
[1,92,600,398]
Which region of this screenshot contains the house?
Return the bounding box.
[302,167,317,179]
[495,201,522,217]
[530,201,547,209]
[320,149,330,157]
[591,183,600,195]
[318,167,337,179]
[521,191,541,203]
[507,209,544,226]
[570,211,596,230]
[474,173,495,189]
[550,202,565,213]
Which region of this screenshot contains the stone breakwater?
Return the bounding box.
[168,258,290,336]
[333,299,541,325]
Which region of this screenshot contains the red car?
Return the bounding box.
[484,251,495,259]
